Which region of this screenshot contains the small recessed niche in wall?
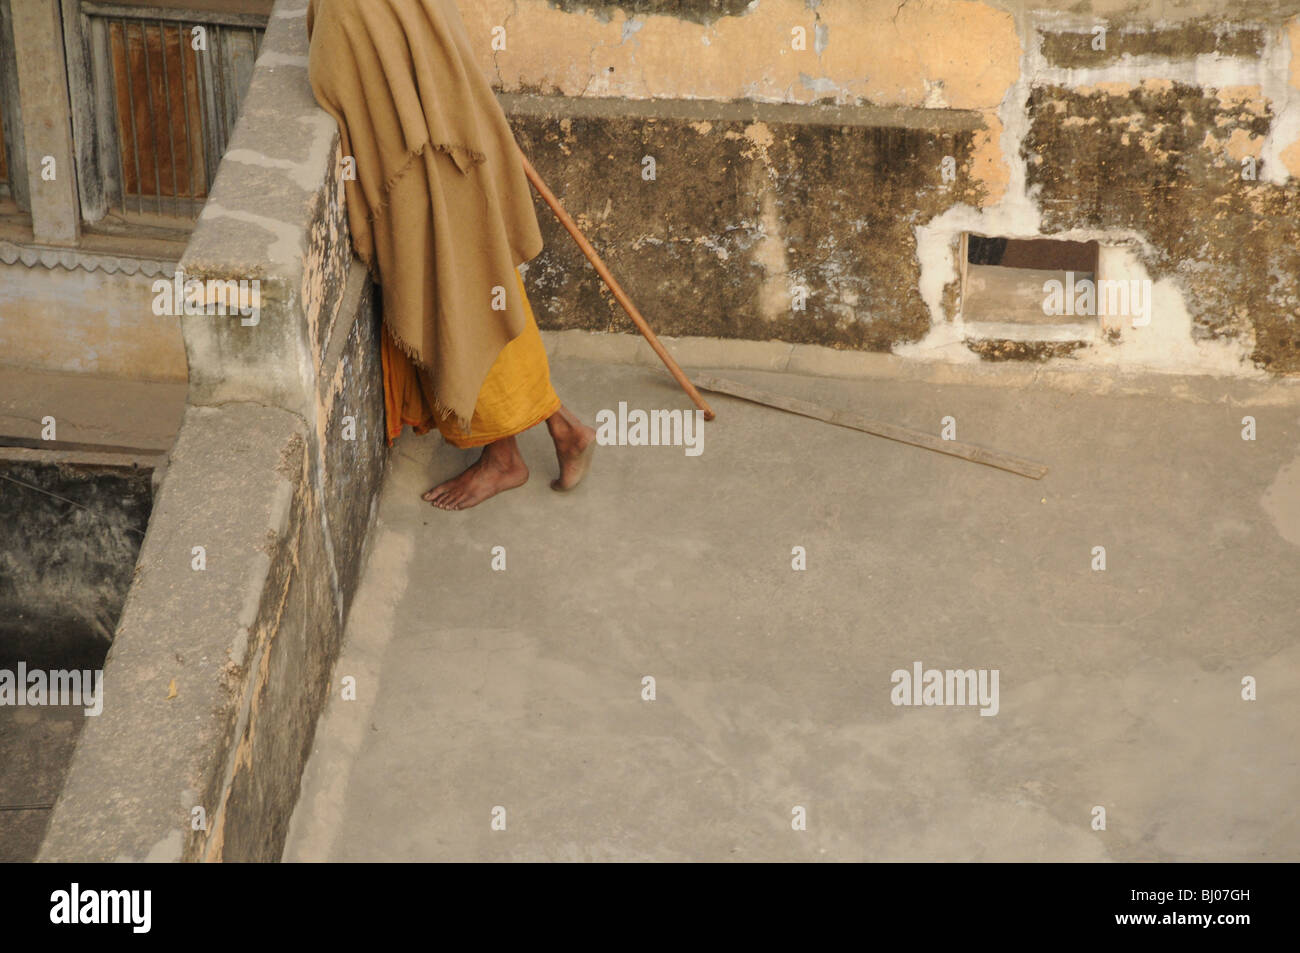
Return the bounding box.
[960,234,1100,328]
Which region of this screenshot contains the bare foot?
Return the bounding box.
[546,404,597,491]
[423,437,528,510]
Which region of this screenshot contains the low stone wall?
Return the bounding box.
[39,1,386,862]
[478,0,1300,377]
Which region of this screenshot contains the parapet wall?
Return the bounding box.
[40,1,386,862]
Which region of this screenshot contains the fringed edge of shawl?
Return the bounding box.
[364,138,486,227]
[354,139,512,437]
[379,310,477,436]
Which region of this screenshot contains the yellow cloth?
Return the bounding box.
[307,0,544,432]
[383,271,559,448]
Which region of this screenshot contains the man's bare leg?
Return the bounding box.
[423,436,529,510]
[546,404,597,491]
[421,404,594,509]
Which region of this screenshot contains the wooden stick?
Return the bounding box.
[693,375,1049,480]
[520,151,716,421]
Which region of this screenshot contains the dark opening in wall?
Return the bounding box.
[0,456,154,862]
[547,1,752,26]
[962,234,1100,327]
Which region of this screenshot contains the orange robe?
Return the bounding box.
[381,270,560,448]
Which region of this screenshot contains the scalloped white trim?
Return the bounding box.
[0,239,176,277]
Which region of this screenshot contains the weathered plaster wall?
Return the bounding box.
[0,256,188,382]
[1024,80,1300,372]
[460,0,1300,375]
[463,0,1300,110]
[513,95,982,350]
[902,10,1300,375]
[463,0,1021,113]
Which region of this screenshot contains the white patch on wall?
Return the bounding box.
[901,14,1276,376]
[756,191,791,320]
[922,79,947,109]
[1259,21,1300,185]
[1078,245,1256,375]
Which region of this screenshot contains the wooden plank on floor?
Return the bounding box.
[693,374,1049,480]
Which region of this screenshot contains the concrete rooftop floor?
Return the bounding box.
[284,356,1300,862]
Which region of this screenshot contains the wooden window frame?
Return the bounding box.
[0,0,29,214]
[61,0,266,234]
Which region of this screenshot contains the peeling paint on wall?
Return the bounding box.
[459,0,1021,111]
[894,11,1300,376]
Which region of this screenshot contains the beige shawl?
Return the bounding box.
[306,0,543,431]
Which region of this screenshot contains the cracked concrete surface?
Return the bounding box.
[284,356,1300,861]
[0,366,187,451]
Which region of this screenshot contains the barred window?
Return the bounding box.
[65,1,268,225]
